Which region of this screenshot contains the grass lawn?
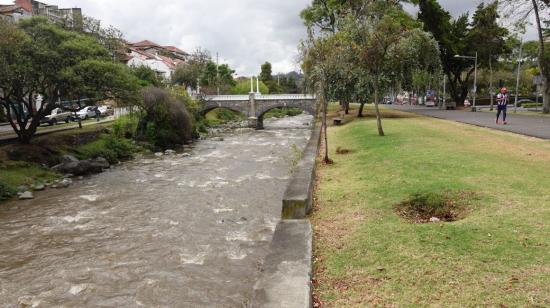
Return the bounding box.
[312,106,550,307]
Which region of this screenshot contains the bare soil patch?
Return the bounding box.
[394,191,477,223]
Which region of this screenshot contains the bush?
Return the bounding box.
[521,103,543,108]
[139,87,195,148]
[0,181,16,201]
[112,115,139,139]
[77,135,135,164]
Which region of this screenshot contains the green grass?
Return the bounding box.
[0,162,61,196]
[312,108,550,306]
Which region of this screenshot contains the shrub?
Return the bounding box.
[112,115,139,139]
[521,103,543,108]
[0,181,16,201]
[77,135,135,164]
[138,87,195,148]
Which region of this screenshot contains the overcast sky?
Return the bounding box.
[1,0,538,76]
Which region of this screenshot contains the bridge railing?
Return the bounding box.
[256,94,316,100]
[203,94,317,101]
[203,95,250,101]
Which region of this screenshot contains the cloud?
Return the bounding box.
[1,0,538,75]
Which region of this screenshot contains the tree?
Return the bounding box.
[131,65,162,88]
[171,48,211,90]
[0,18,139,143]
[500,0,550,113]
[415,0,509,107]
[231,79,269,95]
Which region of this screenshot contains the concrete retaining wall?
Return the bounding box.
[281,123,322,219]
[251,122,322,308]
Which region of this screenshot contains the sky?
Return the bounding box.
[1,0,539,76]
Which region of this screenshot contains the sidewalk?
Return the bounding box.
[389,105,550,140]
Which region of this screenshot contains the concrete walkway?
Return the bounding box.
[389,105,550,140]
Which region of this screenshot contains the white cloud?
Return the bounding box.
[1,0,539,75]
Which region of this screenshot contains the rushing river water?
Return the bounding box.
[0,114,313,308]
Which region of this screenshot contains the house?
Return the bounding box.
[124,40,188,81]
[1,0,83,30]
[0,4,31,22]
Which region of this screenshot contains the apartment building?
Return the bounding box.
[0,0,83,30]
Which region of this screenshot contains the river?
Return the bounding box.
[0,114,313,307]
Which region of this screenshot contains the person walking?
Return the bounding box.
[496,87,509,125]
[94,106,101,122]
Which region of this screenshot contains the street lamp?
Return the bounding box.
[454,52,478,111]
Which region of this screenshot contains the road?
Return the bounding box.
[388,105,550,140]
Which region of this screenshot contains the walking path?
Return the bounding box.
[389,105,550,140]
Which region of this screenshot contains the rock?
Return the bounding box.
[56,178,72,188]
[51,157,110,176]
[429,217,441,223]
[164,149,176,155]
[61,155,79,163]
[211,137,224,142]
[78,176,84,180]
[154,152,164,157]
[17,185,29,192]
[65,173,74,178]
[181,153,191,157]
[376,266,385,272]
[32,184,45,191]
[19,191,34,200]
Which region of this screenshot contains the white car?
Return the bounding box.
[76,106,97,120]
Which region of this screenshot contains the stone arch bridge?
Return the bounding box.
[201,93,318,129]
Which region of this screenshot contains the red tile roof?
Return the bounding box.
[164,46,188,55]
[0,4,22,14]
[14,0,31,12]
[131,40,162,48]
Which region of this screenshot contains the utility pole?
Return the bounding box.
[216,52,220,95]
[514,40,523,113]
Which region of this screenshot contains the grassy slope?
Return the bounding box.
[313,107,550,307]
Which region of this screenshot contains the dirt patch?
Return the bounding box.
[394,191,477,223]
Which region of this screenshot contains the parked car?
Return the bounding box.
[98,105,114,116]
[40,108,72,126]
[76,106,97,120]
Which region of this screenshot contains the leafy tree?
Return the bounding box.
[231,79,269,94]
[500,0,550,113]
[260,62,273,83]
[0,18,139,143]
[199,62,236,95]
[171,48,211,90]
[131,65,162,88]
[415,0,510,107]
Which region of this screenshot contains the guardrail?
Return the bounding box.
[203,94,317,101]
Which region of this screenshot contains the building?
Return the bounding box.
[0,0,83,30]
[0,4,31,22]
[124,40,189,80]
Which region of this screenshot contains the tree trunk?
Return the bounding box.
[358,102,365,117]
[489,56,494,111]
[531,0,549,113]
[320,81,331,163]
[344,101,349,114]
[374,82,385,137]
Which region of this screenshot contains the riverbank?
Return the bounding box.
[0,118,143,202]
[312,106,550,306]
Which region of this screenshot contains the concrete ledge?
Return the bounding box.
[251,220,313,308]
[281,123,321,219]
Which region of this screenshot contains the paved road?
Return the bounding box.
[389,105,550,140]
[0,118,115,143]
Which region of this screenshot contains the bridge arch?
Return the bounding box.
[200,101,249,118]
[255,100,317,129]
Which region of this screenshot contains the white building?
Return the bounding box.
[124,40,188,81]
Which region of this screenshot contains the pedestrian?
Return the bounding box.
[496,87,509,125]
[95,106,101,122]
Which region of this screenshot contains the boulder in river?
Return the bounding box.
[52,157,110,176]
[165,149,176,155]
[19,191,34,200]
